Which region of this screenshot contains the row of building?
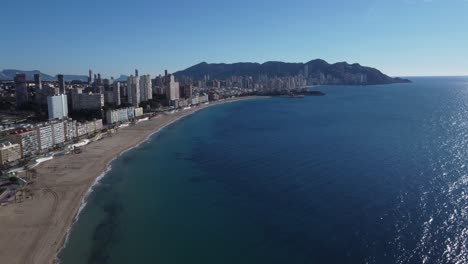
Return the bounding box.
[0,119,103,165]
[106,107,143,124]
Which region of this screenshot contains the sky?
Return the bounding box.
[1,0,467,78]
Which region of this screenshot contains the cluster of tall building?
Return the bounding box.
[11,67,201,125]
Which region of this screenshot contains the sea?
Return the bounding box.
[59,77,468,264]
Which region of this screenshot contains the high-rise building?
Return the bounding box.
[135,69,139,77]
[184,84,193,99]
[34,73,42,90]
[304,64,309,78]
[47,94,69,120]
[88,69,94,85]
[113,82,121,106]
[14,74,28,109]
[127,75,140,106]
[153,75,165,95]
[97,73,102,85]
[139,75,152,102]
[57,74,65,94]
[165,74,179,102]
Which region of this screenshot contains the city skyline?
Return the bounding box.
[1,0,467,77]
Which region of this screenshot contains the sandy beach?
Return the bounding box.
[0,97,255,264]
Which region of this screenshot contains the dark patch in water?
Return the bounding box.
[87,199,123,264]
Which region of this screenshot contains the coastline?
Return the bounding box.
[0,97,259,264]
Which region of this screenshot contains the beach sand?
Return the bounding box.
[0,97,255,264]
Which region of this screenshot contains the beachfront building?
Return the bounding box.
[94,119,103,131]
[0,142,21,165]
[76,122,88,137]
[47,94,69,120]
[127,108,135,120]
[134,107,143,117]
[127,75,140,107]
[71,88,104,110]
[199,94,209,104]
[51,121,66,145]
[139,75,152,102]
[106,107,136,124]
[36,123,54,152]
[64,119,77,142]
[86,121,96,134]
[7,129,39,158]
[178,99,189,108]
[190,96,199,105]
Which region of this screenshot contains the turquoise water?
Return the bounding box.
[60,77,468,264]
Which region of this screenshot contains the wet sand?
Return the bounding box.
[0,97,256,264]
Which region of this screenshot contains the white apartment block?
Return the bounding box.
[36,124,53,152]
[47,94,68,120]
[139,75,152,102]
[127,75,140,107]
[0,142,21,164]
[51,121,66,145]
[134,107,143,117]
[166,74,180,101]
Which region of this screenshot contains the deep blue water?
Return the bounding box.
[60,77,468,264]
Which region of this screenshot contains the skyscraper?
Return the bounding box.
[165,74,180,102]
[112,81,121,106]
[139,74,152,102]
[57,74,65,94]
[88,69,94,85]
[127,75,140,106]
[47,94,68,120]
[14,74,28,109]
[135,69,139,77]
[34,73,42,90]
[304,64,309,78]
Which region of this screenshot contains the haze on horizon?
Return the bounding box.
[1,0,467,78]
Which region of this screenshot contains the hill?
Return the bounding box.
[174,59,410,85]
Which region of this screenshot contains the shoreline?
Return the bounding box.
[0,96,259,264]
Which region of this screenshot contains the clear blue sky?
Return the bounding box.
[1,0,467,78]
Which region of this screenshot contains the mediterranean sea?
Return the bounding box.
[59,77,468,264]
